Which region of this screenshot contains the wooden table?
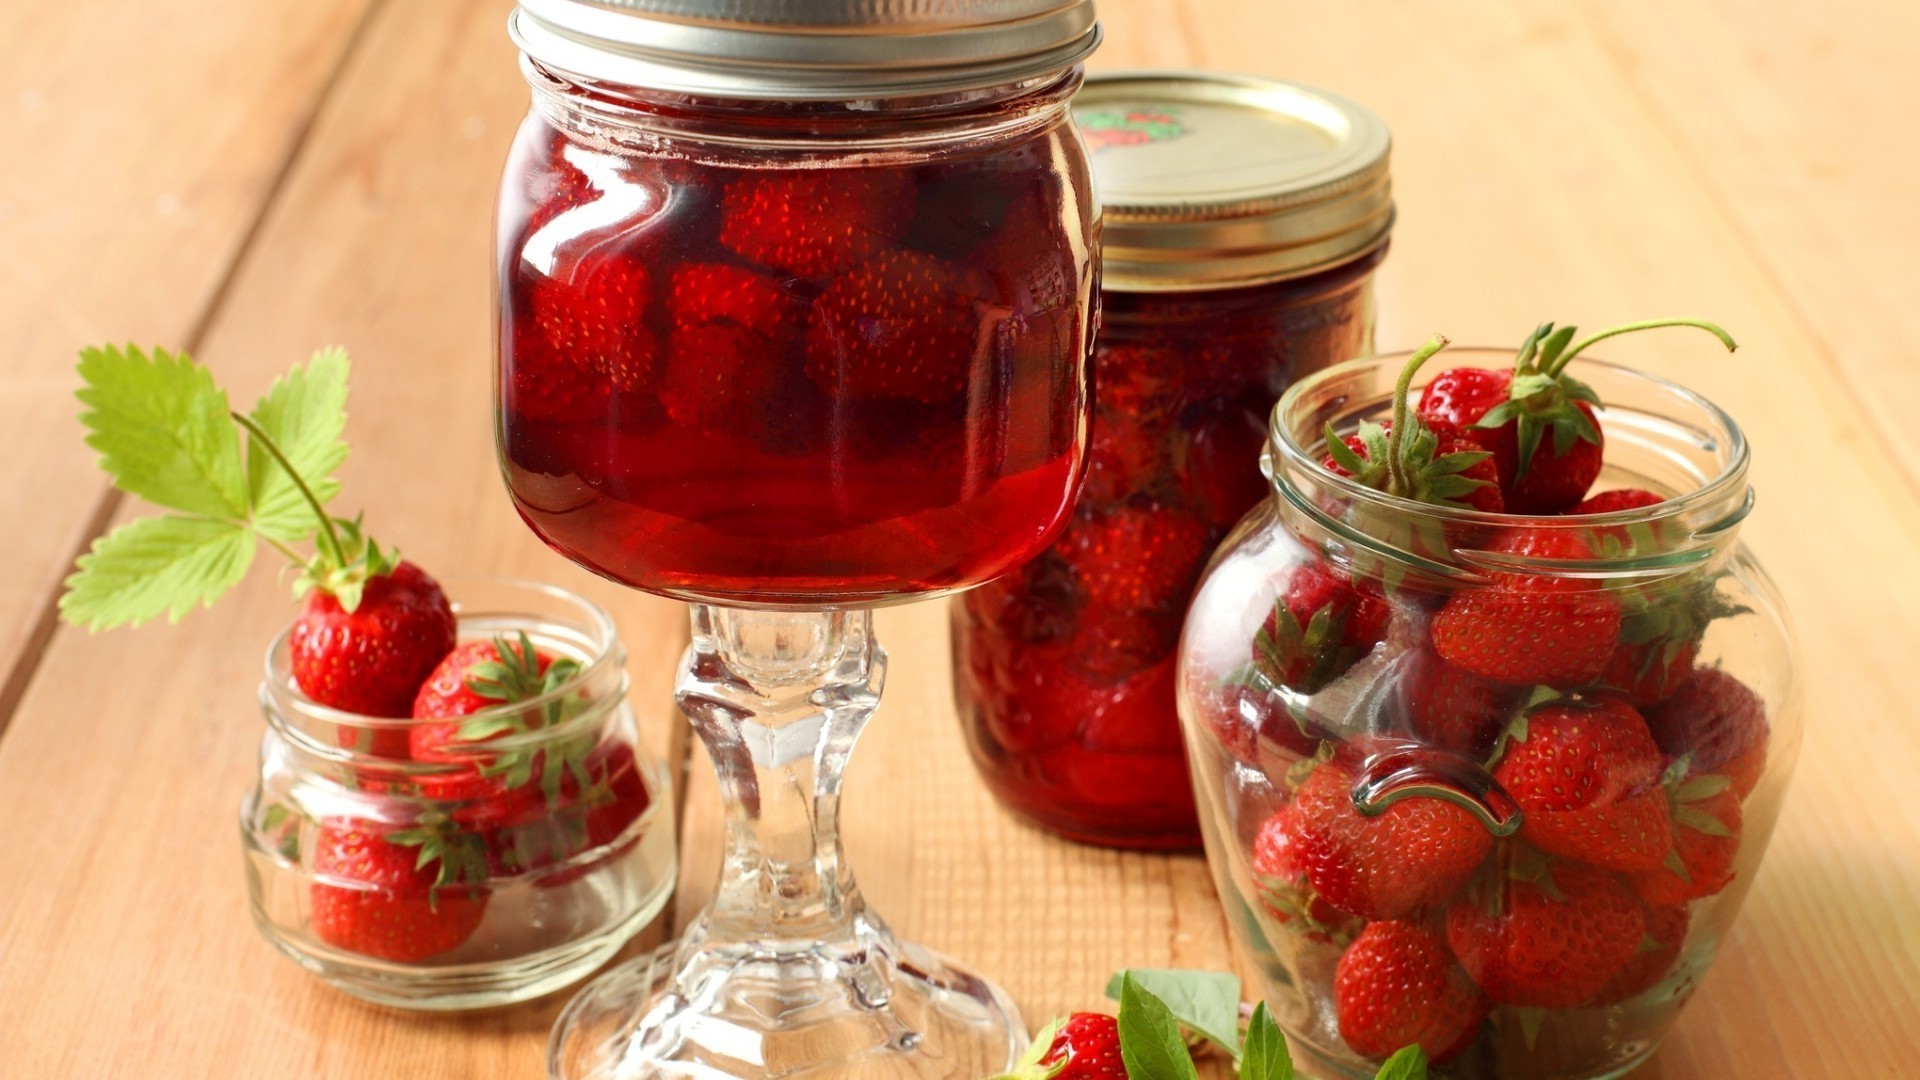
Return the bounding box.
[3,1,1914,1075]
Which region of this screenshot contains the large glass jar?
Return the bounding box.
[1176,351,1799,1077]
[241,579,675,1009]
[954,73,1393,848]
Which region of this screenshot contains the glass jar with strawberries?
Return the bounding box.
[242,578,674,1009]
[1176,325,1799,1077]
[952,72,1393,848]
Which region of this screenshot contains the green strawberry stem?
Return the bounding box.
[230,410,348,572]
[1484,317,1738,481]
[1384,334,1453,495]
[1550,318,1738,377]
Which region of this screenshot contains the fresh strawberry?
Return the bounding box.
[1630,769,1742,905]
[1056,503,1213,615]
[1644,667,1770,799]
[1334,919,1485,1062]
[1200,681,1334,766]
[530,253,659,394]
[719,169,914,278]
[1422,320,1736,513]
[1253,806,1363,943]
[1246,559,1391,694]
[1429,528,1622,686]
[410,631,586,803]
[658,263,797,432]
[1289,745,1494,920]
[1394,647,1522,756]
[1445,860,1644,1007]
[290,560,456,734]
[1321,351,1505,514]
[1572,488,1665,515]
[804,247,986,404]
[309,816,488,962]
[518,741,654,886]
[1599,636,1697,707]
[1492,696,1671,871]
[1026,1013,1126,1080]
[1593,901,1690,1005]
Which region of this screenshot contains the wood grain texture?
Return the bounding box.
[0,0,378,722]
[0,1,688,1075]
[4,0,1919,1076]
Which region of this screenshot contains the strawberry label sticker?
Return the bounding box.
[1075,107,1188,152]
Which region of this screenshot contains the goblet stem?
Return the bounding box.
[548,604,1024,1079]
[676,604,882,951]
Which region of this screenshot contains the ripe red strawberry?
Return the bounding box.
[410,632,584,799]
[1248,559,1391,694]
[1429,528,1622,686]
[309,817,489,962]
[1056,504,1213,615]
[1445,861,1644,1007]
[1593,901,1690,1005]
[290,560,456,736]
[1289,745,1494,920]
[658,263,797,432]
[1029,1013,1126,1080]
[530,254,660,394]
[1630,771,1742,905]
[1492,696,1671,871]
[1573,488,1665,515]
[804,248,986,404]
[1322,418,1504,513]
[1395,648,1522,757]
[1334,919,1485,1062]
[1644,667,1770,799]
[518,740,655,887]
[1418,320,1736,513]
[719,169,914,278]
[1200,681,1334,766]
[1253,806,1363,943]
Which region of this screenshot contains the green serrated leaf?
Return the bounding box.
[1117,973,1201,1080]
[1373,1044,1428,1080]
[246,347,349,542]
[60,515,254,630]
[1239,1002,1293,1080]
[1102,969,1241,1055]
[76,345,249,518]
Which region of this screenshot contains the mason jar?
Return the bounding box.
[240,579,675,1009]
[954,72,1393,848]
[1176,350,1799,1077]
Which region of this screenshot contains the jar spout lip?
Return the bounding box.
[1265,350,1754,575]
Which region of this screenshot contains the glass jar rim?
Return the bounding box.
[1268,349,1753,565]
[260,577,627,757]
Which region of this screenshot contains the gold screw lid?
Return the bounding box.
[1074,70,1394,292]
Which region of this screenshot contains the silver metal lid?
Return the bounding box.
[1074,70,1394,291]
[510,0,1102,100]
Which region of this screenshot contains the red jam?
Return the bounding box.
[951,254,1383,848]
[496,103,1095,606]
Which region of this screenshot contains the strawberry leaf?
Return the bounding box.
[1117,973,1200,1080]
[1103,969,1241,1055]
[1373,1044,1428,1080]
[60,515,254,630]
[77,345,250,519]
[245,347,349,542]
[1239,1002,1293,1080]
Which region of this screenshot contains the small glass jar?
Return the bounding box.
[953,72,1394,848]
[1177,351,1799,1077]
[240,579,676,1010]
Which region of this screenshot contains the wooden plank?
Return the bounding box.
[0,1,689,1075]
[1571,0,1920,502]
[1161,1,1920,1074]
[0,0,378,724]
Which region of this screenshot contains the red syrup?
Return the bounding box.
[496,109,1096,605]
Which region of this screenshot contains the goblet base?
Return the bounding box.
[548,926,1026,1079]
